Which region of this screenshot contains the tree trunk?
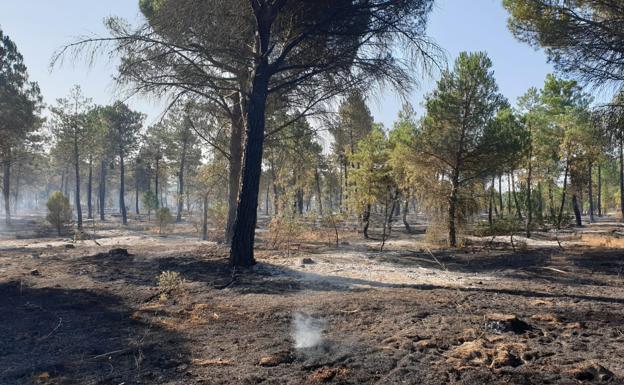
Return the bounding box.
[498,175,504,216]
[315,168,323,216]
[620,138,624,221]
[526,148,532,237]
[557,158,570,229]
[362,204,371,239]
[588,163,595,223]
[87,156,93,219]
[229,54,271,267]
[572,194,582,227]
[135,162,140,215]
[2,156,10,226]
[120,154,127,225]
[507,173,512,215]
[536,182,543,224]
[265,174,270,215]
[202,194,208,241]
[154,158,160,209]
[224,95,244,244]
[176,136,188,223]
[99,160,106,221]
[73,138,82,229]
[402,199,412,233]
[448,186,458,247]
[511,172,523,220]
[597,164,602,217]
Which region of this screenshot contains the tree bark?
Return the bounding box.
[74,136,82,229]
[498,175,504,216]
[202,194,208,241]
[154,158,160,209]
[120,155,127,225]
[99,160,106,221]
[572,194,582,227]
[557,158,570,229]
[225,96,244,244]
[362,203,371,239]
[87,155,93,219]
[620,138,624,221]
[448,186,458,247]
[176,134,188,222]
[2,154,10,226]
[511,171,523,220]
[315,168,323,216]
[597,164,602,217]
[588,163,595,223]
[526,146,533,237]
[402,199,412,233]
[229,50,271,266]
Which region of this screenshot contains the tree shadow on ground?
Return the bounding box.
[568,248,624,276]
[0,281,189,385]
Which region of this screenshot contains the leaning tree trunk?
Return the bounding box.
[3,155,10,226]
[119,154,127,225]
[229,57,271,267]
[87,155,93,219]
[572,194,582,227]
[99,160,107,221]
[74,138,82,229]
[225,98,244,244]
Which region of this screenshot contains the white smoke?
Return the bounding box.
[292,312,325,349]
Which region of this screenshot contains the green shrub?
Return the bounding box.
[155,207,174,235]
[46,191,73,236]
[142,190,159,221]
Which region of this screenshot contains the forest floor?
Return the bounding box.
[1,214,624,384]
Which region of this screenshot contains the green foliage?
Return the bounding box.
[46,191,73,236]
[142,190,159,220]
[155,207,174,235]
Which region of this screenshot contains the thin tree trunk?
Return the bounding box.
[362,204,371,239]
[597,164,602,217]
[176,136,188,222]
[507,173,512,215]
[402,199,412,233]
[448,186,458,247]
[526,146,533,237]
[99,160,106,221]
[588,163,595,223]
[202,194,208,241]
[74,137,82,229]
[557,158,570,229]
[498,175,503,216]
[315,168,323,216]
[87,156,93,219]
[120,155,127,225]
[511,172,523,220]
[2,155,10,225]
[620,138,624,221]
[265,175,270,216]
[154,158,160,209]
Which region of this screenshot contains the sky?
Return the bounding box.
[2,0,558,128]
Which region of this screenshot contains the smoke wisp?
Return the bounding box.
[292,312,325,349]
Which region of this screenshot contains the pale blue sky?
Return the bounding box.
[2,0,567,127]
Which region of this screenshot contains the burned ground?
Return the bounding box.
[1,218,624,384]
